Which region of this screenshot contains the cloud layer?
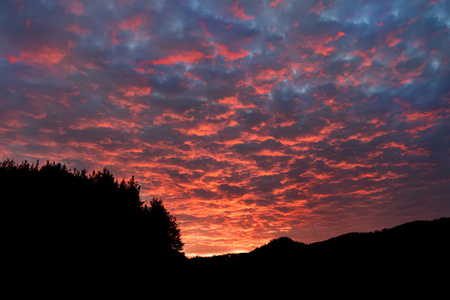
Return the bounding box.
[1,0,450,255]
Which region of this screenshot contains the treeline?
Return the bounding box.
[0,159,184,296]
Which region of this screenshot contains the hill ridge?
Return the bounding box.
[187,217,450,297]
[191,217,450,259]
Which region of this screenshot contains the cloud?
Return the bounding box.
[1,0,449,256]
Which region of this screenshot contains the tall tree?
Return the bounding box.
[146,197,184,253]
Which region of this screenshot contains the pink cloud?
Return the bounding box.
[229,1,254,20]
[151,50,211,65]
[8,45,67,67]
[63,0,84,16]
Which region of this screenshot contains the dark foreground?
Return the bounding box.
[2,218,449,299]
[188,217,450,298]
[1,159,448,298]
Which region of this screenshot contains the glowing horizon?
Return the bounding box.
[1,0,449,256]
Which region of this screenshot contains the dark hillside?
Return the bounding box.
[188,218,450,298]
[251,236,307,256]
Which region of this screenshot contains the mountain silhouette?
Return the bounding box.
[188,218,450,298]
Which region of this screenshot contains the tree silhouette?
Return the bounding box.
[145,197,184,253]
[0,159,184,295]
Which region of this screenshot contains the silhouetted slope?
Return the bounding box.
[241,218,450,263]
[188,218,450,298]
[251,236,307,256]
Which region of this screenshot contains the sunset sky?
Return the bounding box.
[1,0,449,256]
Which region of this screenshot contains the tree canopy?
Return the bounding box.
[0,159,184,292]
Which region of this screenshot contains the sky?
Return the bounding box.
[1,0,449,256]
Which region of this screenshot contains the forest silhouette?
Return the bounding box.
[1,159,449,298]
[0,159,184,297]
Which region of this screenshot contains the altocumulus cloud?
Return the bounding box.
[0,0,449,256]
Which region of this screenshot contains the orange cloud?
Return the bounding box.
[119,86,151,97]
[379,142,431,156]
[218,96,257,110]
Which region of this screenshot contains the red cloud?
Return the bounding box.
[120,14,147,31]
[8,45,67,67]
[214,43,249,61]
[295,31,346,56]
[269,0,285,8]
[309,2,326,14]
[386,27,406,48]
[65,24,92,35]
[151,50,211,65]
[230,1,254,20]
[119,86,151,97]
[352,47,376,67]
